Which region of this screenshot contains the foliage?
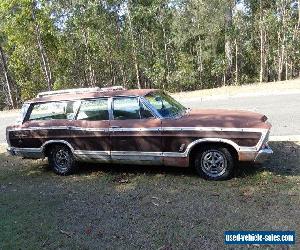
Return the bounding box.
[0,0,299,108]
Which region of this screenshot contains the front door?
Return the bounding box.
[110,96,162,165]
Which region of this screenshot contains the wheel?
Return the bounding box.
[48,144,76,175]
[194,146,234,180]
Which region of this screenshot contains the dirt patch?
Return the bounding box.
[0,142,299,249]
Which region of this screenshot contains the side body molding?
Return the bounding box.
[7,127,268,165]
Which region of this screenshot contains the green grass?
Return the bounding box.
[0,141,299,249]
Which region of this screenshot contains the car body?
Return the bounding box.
[6,87,273,180]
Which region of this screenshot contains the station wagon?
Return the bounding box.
[6,87,273,180]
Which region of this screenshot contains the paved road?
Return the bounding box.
[1,93,299,143]
[180,93,300,136]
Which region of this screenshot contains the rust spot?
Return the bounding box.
[164,157,189,167]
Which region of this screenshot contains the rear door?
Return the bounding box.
[110,96,162,165]
[69,97,110,162]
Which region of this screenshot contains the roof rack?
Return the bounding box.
[100,86,125,92]
[36,86,126,98]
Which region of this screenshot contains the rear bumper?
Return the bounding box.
[254,145,273,163]
[7,146,44,159]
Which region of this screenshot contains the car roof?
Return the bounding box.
[27,89,158,104]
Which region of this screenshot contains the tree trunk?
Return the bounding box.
[196,40,203,87]
[0,45,16,108]
[259,0,265,83]
[162,25,170,89]
[235,38,238,85]
[224,1,234,85]
[32,2,53,91]
[298,0,300,29]
[127,1,141,89]
[83,29,96,87]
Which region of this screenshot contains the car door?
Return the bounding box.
[110,96,162,165]
[68,97,111,162]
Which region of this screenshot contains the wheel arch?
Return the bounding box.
[42,140,75,156]
[187,138,239,166]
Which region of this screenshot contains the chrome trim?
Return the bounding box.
[7,146,44,159]
[185,137,241,154]
[69,127,108,132]
[108,97,113,120]
[41,140,75,153]
[74,150,110,162]
[254,145,273,163]
[8,126,69,131]
[161,127,267,133]
[72,150,163,165]
[111,127,160,132]
[111,151,163,165]
[8,126,267,134]
[11,126,269,133]
[7,126,109,132]
[112,151,162,156]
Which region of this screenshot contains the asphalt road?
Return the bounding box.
[0,93,299,143]
[180,92,300,136]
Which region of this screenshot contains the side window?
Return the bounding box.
[77,98,109,121]
[29,101,78,121]
[16,103,30,124]
[140,102,154,119]
[113,97,140,120]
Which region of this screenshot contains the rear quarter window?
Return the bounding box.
[29,101,79,121]
[16,103,30,124]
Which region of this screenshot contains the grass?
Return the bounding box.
[0,141,299,249]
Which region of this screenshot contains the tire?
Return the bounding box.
[194,146,234,180]
[48,144,76,175]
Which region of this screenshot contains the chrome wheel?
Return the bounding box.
[54,149,70,171]
[48,145,75,175]
[201,150,227,178]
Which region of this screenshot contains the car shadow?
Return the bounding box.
[234,141,300,178]
[77,161,196,177]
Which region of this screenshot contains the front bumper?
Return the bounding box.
[7,146,15,156]
[254,145,273,163]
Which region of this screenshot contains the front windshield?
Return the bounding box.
[145,91,186,118]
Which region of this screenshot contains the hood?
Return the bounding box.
[174,108,269,129]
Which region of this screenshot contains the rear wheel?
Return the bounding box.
[194,146,234,180]
[48,144,76,175]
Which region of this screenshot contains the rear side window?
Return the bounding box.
[77,98,109,121]
[29,101,79,121]
[113,97,140,120]
[16,103,30,124]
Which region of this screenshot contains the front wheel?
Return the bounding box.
[48,144,76,175]
[194,146,234,180]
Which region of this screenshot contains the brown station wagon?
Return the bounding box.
[6,87,273,180]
